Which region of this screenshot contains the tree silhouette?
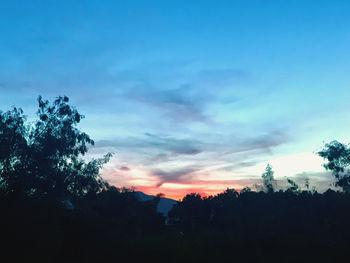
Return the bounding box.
[286,177,299,193]
[0,96,111,201]
[260,164,276,193]
[318,140,350,192]
[168,193,211,228]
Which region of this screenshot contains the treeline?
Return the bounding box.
[0,186,165,262]
[1,96,350,262]
[3,186,350,262]
[169,188,350,262]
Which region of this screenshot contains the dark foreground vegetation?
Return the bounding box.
[1,97,350,262]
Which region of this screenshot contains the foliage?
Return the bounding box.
[254,163,276,192]
[318,140,350,191]
[168,193,212,227]
[261,163,276,193]
[0,96,111,199]
[286,177,300,193]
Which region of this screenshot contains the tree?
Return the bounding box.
[0,96,112,200]
[304,178,310,190]
[168,193,211,227]
[318,140,350,192]
[286,178,299,193]
[261,164,276,193]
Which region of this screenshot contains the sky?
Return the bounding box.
[1,0,350,199]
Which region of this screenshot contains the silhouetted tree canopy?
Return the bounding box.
[262,163,276,193]
[286,177,300,193]
[318,140,350,191]
[0,96,111,200]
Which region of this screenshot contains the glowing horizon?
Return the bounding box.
[1,1,350,199]
[99,151,334,200]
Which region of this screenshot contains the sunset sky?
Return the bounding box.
[1,1,350,199]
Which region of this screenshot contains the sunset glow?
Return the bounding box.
[1,1,350,199]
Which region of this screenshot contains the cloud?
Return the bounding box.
[221,129,290,156]
[92,128,291,196]
[95,133,202,156]
[144,133,202,155]
[119,166,130,171]
[127,85,208,123]
[95,128,288,155]
[151,167,199,187]
[292,171,336,192]
[219,161,258,171]
[124,68,250,123]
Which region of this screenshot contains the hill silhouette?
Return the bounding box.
[135,191,177,216]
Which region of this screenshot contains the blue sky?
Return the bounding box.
[1,0,350,198]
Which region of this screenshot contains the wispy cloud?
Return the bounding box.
[228,129,289,154]
[95,132,203,157]
[119,166,131,171]
[127,85,209,123]
[93,128,291,196]
[152,167,198,187]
